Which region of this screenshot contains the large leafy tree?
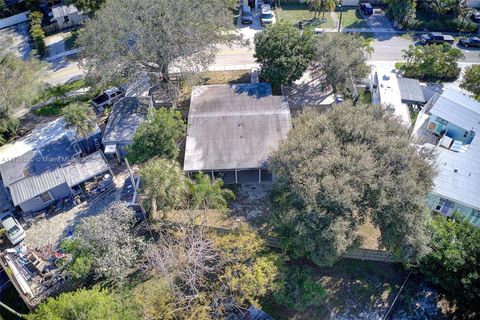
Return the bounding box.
[312,33,371,93]
[402,44,464,81]
[27,288,139,320]
[139,158,187,215]
[62,202,144,285]
[127,108,186,165]
[269,103,436,267]
[254,22,315,89]
[78,0,237,87]
[385,0,416,26]
[0,52,43,144]
[143,224,282,318]
[420,0,460,18]
[420,215,480,306]
[460,65,480,99]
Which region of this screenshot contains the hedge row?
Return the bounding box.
[29,11,46,57]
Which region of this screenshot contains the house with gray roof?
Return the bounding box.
[411,89,480,227]
[102,96,152,162]
[0,118,109,213]
[184,83,292,184]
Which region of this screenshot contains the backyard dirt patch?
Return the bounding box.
[178,70,251,109]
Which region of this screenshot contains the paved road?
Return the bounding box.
[371,34,480,62]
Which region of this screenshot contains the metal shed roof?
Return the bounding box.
[102,97,151,145]
[9,151,110,206]
[184,83,292,171]
[397,77,426,104]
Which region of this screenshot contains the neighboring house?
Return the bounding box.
[49,4,86,30]
[371,69,426,127]
[411,89,480,227]
[0,118,108,213]
[102,96,153,162]
[183,83,292,184]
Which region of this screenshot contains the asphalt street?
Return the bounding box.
[371,34,480,63]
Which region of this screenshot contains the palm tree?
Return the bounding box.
[62,102,96,138]
[187,172,235,211]
[139,158,187,217]
[421,0,457,19]
[307,0,337,19]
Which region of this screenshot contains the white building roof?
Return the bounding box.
[430,89,480,132]
[372,69,411,127]
[428,90,480,211]
[0,118,76,166]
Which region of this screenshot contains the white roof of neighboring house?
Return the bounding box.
[427,90,480,211]
[430,89,480,132]
[51,4,80,18]
[0,118,76,166]
[372,69,411,127]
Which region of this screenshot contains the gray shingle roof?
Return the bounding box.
[9,151,110,206]
[102,97,152,145]
[184,83,292,171]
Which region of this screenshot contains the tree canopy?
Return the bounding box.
[62,102,96,138]
[187,172,235,211]
[62,202,143,285]
[0,52,43,119]
[420,214,480,306]
[460,65,480,98]
[27,288,138,320]
[142,224,282,318]
[312,33,371,93]
[67,0,105,14]
[307,0,337,19]
[385,0,416,26]
[269,103,436,267]
[254,22,315,89]
[402,44,464,81]
[78,0,237,87]
[139,158,187,214]
[127,108,186,165]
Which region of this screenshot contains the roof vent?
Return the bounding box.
[454,169,458,173]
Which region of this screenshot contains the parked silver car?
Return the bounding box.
[0,212,25,246]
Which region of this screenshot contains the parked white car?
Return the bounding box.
[0,212,26,246]
[92,87,125,113]
[261,4,275,26]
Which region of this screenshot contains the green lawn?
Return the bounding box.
[275,4,336,29]
[357,87,372,104]
[340,9,368,29]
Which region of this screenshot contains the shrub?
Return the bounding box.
[29,11,46,57]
